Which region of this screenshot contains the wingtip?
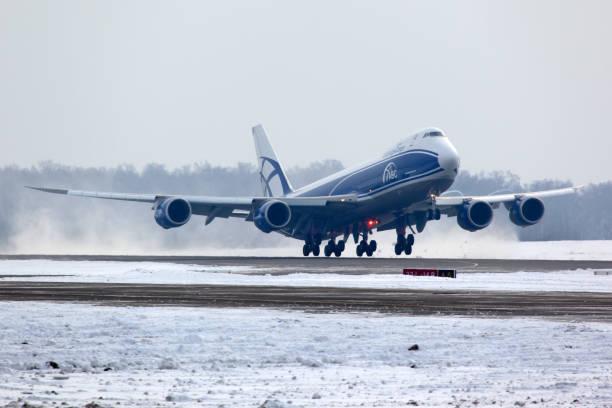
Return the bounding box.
[24,186,69,195]
[252,123,266,134]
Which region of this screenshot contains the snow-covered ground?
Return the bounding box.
[2,259,612,293]
[0,302,611,408]
[1,253,611,407]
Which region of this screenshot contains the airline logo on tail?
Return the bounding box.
[252,124,294,197]
[258,156,293,197]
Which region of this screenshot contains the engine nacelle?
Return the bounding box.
[253,200,291,233]
[154,198,192,229]
[457,200,493,232]
[509,197,545,227]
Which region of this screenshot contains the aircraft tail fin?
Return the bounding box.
[252,124,294,197]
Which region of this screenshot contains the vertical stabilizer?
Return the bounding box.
[252,124,294,197]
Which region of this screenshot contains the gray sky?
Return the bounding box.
[1,0,611,185]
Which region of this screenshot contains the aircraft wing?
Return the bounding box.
[25,186,358,225]
[433,185,583,209]
[377,185,583,232]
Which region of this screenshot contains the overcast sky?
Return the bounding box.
[1,0,611,185]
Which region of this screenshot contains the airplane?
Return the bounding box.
[28,125,581,257]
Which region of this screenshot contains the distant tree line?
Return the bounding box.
[0,160,608,252]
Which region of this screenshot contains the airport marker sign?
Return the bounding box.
[403,269,457,278]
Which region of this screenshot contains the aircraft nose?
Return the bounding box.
[439,147,460,175]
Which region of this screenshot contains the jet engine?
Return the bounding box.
[508,197,545,227]
[154,197,192,229]
[457,200,493,232]
[254,200,291,233]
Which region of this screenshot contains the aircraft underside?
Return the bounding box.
[285,177,452,257]
[297,205,441,257]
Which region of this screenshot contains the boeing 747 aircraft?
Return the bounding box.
[28,125,581,257]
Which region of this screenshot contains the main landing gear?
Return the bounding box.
[356,232,377,257]
[394,233,415,255]
[302,243,320,256]
[302,235,322,257]
[302,223,379,257]
[324,239,345,257]
[302,234,372,257]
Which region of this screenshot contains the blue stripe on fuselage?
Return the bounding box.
[356,167,445,198]
[296,150,441,198]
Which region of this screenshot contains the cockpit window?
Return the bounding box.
[423,131,444,137]
[382,129,445,157]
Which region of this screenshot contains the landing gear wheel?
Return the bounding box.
[407,234,415,246]
[356,242,364,257]
[302,244,311,257]
[337,240,345,252]
[334,248,342,257]
[369,240,377,253]
[404,233,414,255]
[325,240,336,257]
[312,245,320,256]
[394,243,403,255]
[397,234,406,246]
[360,240,373,257]
[394,234,405,256]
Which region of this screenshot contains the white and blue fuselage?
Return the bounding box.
[282,128,460,238]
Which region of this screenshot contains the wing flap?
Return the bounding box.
[253,194,358,208]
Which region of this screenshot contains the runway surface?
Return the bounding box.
[2,256,612,321]
[1,281,611,321]
[4,254,612,274]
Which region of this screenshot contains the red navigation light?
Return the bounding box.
[366,219,378,228]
